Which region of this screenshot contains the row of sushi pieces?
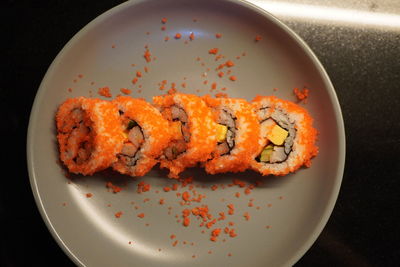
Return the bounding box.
[56,93,318,179]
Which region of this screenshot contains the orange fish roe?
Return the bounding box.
[137,213,145,218]
[115,211,123,218]
[161,26,166,31]
[206,219,217,229]
[244,212,250,221]
[161,17,167,24]
[225,60,235,67]
[215,92,228,98]
[86,193,93,198]
[163,186,171,192]
[233,179,246,188]
[98,87,112,98]
[208,48,219,54]
[175,33,182,39]
[137,181,151,193]
[164,36,170,41]
[172,240,178,247]
[227,204,235,215]
[228,221,234,226]
[215,33,222,38]
[189,32,195,40]
[218,212,226,221]
[182,191,191,202]
[106,182,122,193]
[255,35,262,41]
[218,71,224,78]
[120,88,131,95]
[229,76,237,81]
[170,234,176,239]
[210,228,222,241]
[229,228,237,237]
[211,82,217,90]
[235,192,240,198]
[144,48,152,62]
[244,187,252,195]
[172,184,179,191]
[183,217,190,227]
[159,198,165,205]
[136,71,142,78]
[132,77,138,84]
[293,87,310,103]
[211,185,218,191]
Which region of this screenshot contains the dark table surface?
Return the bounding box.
[2,0,399,266]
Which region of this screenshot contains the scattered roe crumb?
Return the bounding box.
[172,240,178,247]
[98,86,112,98]
[244,187,252,195]
[225,60,235,67]
[161,17,167,24]
[137,213,145,218]
[120,88,131,95]
[255,35,262,41]
[136,71,143,78]
[175,33,182,39]
[189,32,195,41]
[106,182,122,193]
[228,253,232,257]
[229,228,237,238]
[62,202,67,206]
[235,192,240,198]
[293,87,309,103]
[115,211,123,218]
[137,181,151,193]
[161,26,166,31]
[216,33,222,38]
[215,92,228,98]
[159,198,165,205]
[244,212,250,221]
[209,48,219,55]
[164,36,170,41]
[78,74,84,78]
[132,77,138,84]
[218,71,224,78]
[210,228,222,242]
[229,76,237,81]
[208,250,212,254]
[86,193,93,198]
[170,234,176,239]
[192,255,196,259]
[68,88,72,92]
[227,204,235,215]
[112,44,116,48]
[144,48,152,62]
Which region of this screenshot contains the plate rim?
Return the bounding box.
[26,0,346,266]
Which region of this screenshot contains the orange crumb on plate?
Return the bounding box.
[98,87,112,98]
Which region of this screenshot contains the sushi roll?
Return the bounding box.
[251,96,318,176]
[56,97,125,175]
[153,93,218,178]
[112,96,171,177]
[203,96,261,174]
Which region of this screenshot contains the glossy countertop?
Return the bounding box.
[2,0,399,266]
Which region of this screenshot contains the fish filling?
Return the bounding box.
[256,107,296,164]
[118,111,145,167]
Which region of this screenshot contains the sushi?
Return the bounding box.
[203,95,261,174]
[55,97,125,175]
[153,93,218,178]
[251,95,318,175]
[112,96,171,177]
